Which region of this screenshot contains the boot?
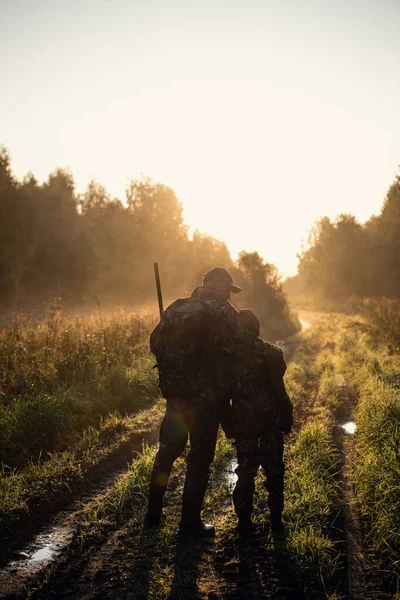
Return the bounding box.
[179,518,215,537]
[269,492,285,533]
[179,471,214,536]
[144,507,166,529]
[144,481,167,529]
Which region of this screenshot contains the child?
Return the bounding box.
[230,309,293,533]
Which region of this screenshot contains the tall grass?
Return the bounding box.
[361,297,400,351]
[0,310,159,467]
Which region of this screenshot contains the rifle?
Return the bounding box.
[154,262,164,318]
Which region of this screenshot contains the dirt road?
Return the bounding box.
[0,313,394,600]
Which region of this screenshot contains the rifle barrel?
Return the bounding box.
[154,262,164,317]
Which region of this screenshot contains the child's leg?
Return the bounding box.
[233,435,259,526]
[259,431,285,529]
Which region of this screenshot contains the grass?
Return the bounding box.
[0,309,159,468]
[338,324,400,588]
[26,430,237,599]
[284,418,342,594]
[360,297,400,351]
[272,323,345,597]
[78,442,158,544]
[9,308,396,599]
[0,403,164,542]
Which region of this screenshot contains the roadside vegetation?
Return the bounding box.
[2,306,399,599]
[282,319,344,597]
[0,309,159,468]
[338,303,400,592]
[0,403,164,548]
[0,308,164,559]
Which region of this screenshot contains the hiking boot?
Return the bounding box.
[179,519,215,537]
[144,510,167,529]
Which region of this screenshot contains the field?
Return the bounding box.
[0,307,399,599]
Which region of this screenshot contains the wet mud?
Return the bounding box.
[0,415,162,599]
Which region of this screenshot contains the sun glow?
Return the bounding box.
[1,0,399,277]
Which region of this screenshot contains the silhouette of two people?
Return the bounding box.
[145,266,292,536]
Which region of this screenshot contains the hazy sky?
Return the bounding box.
[1,0,399,276]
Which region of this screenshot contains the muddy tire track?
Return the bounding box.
[26,458,190,600]
[0,402,164,567]
[335,376,394,600]
[341,431,367,600]
[22,452,307,600]
[0,407,164,599]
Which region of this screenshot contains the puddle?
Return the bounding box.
[340,421,357,435]
[226,457,238,492]
[5,526,74,578]
[0,438,162,597]
[1,462,131,585]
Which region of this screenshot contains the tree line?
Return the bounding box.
[285,169,400,304]
[0,147,299,339]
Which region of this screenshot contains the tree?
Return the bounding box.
[295,167,400,303]
[237,251,300,339]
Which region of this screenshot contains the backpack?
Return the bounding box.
[150,296,215,401]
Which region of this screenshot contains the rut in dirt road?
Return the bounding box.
[340,428,368,600]
[0,409,163,600]
[18,448,308,600]
[335,375,390,600]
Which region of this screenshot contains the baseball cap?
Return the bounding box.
[203,266,242,293]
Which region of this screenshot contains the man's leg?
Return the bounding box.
[179,403,219,535]
[259,431,285,532]
[145,403,188,526]
[232,436,259,531]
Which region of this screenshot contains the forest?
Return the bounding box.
[285,169,400,305]
[0,146,298,340]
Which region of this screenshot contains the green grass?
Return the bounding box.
[78,442,158,544]
[284,418,342,593]
[26,317,352,600]
[273,325,344,596]
[338,325,400,587]
[0,310,159,468]
[0,404,164,540]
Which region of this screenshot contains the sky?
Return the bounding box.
[1,0,399,277]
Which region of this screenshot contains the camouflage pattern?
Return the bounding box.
[150,285,239,405]
[146,283,240,525]
[233,432,284,521]
[229,332,293,436]
[229,325,292,526]
[147,400,219,522]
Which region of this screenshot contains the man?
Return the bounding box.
[230,309,293,534]
[145,266,241,536]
